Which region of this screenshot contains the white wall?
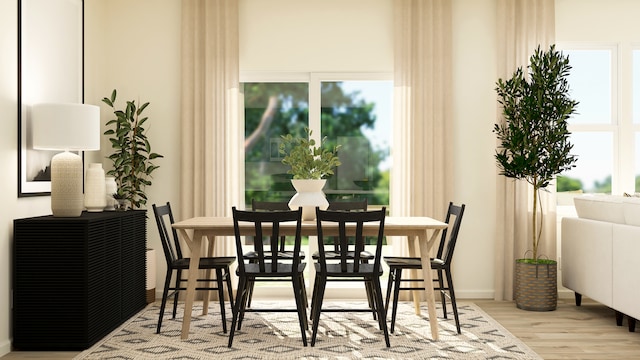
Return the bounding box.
[84,0,183,300]
[240,0,393,72]
[451,0,497,298]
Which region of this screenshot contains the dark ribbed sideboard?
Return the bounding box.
[12,210,147,350]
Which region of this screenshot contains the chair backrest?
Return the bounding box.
[251,199,291,211]
[232,206,303,274]
[152,202,183,265]
[251,199,291,252]
[327,199,368,251]
[315,207,386,273]
[327,198,368,211]
[436,202,466,265]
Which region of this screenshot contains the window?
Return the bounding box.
[557,46,619,197]
[242,74,392,208]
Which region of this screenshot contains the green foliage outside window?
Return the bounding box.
[243,82,389,207]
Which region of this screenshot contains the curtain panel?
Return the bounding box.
[391,0,453,301]
[392,0,453,245]
[180,0,240,258]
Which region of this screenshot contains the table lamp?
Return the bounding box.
[31,103,100,217]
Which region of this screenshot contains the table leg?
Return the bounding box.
[419,229,441,340]
[179,229,202,340]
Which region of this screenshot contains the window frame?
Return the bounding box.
[557,43,625,195]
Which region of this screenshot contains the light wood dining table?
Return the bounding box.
[172,215,448,340]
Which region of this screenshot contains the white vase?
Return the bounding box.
[84,163,106,212]
[104,176,118,211]
[288,179,329,221]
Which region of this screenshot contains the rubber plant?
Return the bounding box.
[494,44,579,263]
[279,127,341,179]
[102,89,163,209]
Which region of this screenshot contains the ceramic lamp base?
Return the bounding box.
[50,151,84,217]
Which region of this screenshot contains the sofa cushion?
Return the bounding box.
[574,195,626,224]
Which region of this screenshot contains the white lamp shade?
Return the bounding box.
[31,103,100,151]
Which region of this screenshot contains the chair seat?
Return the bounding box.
[244,250,306,260]
[384,256,444,268]
[172,256,236,269]
[238,262,306,277]
[311,250,374,260]
[314,262,382,277]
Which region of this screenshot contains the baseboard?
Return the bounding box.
[0,338,11,358]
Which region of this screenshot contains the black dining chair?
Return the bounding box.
[309,199,378,319]
[244,199,307,308]
[152,202,236,334]
[310,207,390,347]
[228,206,308,347]
[383,202,466,334]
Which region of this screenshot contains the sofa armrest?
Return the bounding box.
[561,217,613,307]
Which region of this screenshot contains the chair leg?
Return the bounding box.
[372,277,390,347]
[310,277,327,347]
[228,276,247,348]
[384,267,395,316]
[390,267,402,334]
[435,269,447,319]
[157,269,173,334]
[172,269,182,318]
[445,268,461,334]
[225,267,234,307]
[310,273,320,320]
[246,279,255,308]
[216,268,228,333]
[292,276,309,346]
[364,280,377,321]
[299,272,309,309]
[237,276,252,330]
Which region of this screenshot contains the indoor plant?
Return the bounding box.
[279,127,341,180]
[494,44,579,311]
[102,89,163,209]
[279,127,341,220]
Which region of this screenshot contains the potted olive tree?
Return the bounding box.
[102,89,163,209]
[494,44,578,311]
[279,127,341,220]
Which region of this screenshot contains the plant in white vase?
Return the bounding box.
[279,127,341,220]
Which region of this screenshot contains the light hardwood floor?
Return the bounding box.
[2,297,639,359]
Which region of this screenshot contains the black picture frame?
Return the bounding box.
[17,0,84,197]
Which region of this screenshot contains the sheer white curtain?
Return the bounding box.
[494,0,556,301]
[391,0,453,260]
[180,0,240,258]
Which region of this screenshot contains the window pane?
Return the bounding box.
[565,49,611,125]
[243,83,308,204]
[320,81,392,206]
[558,132,612,194]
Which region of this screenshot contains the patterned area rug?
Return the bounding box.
[74,301,541,360]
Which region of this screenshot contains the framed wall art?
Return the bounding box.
[18,0,84,197]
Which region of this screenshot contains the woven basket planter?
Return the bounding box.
[514,260,558,311]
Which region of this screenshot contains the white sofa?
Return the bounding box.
[561,194,640,332]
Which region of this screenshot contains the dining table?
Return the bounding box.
[172,215,448,340]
